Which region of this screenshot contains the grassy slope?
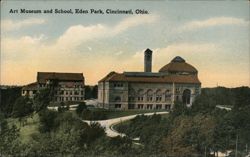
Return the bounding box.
[6,110,166,143]
[7,114,40,143]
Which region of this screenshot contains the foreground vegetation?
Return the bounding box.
[1,86,249,156]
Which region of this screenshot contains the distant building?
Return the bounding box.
[22,72,85,103]
[98,49,201,110]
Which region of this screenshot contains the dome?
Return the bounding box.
[159,56,198,74]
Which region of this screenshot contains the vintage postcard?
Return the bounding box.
[1,0,249,157]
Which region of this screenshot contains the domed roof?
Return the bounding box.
[159,56,198,74]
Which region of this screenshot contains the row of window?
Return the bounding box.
[22,90,37,94]
[114,83,123,88]
[40,84,84,88]
[114,104,171,110]
[56,90,84,95]
[128,95,172,102]
[56,96,84,102]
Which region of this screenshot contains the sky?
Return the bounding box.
[1,0,249,87]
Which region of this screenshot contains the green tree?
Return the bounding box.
[33,88,52,113]
[38,109,58,133]
[0,87,21,117]
[76,102,87,116]
[0,112,21,156]
[12,96,33,126]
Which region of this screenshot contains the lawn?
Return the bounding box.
[7,113,40,143]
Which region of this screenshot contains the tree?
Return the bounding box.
[12,96,33,126]
[0,87,22,117]
[76,102,87,116]
[33,88,52,113]
[161,114,216,157]
[38,109,58,133]
[0,112,21,156]
[170,101,190,118]
[91,85,98,99]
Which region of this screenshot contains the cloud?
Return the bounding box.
[115,51,123,56]
[1,14,159,85]
[130,42,218,72]
[56,14,158,49]
[178,17,249,32]
[113,14,158,34]
[2,18,46,31]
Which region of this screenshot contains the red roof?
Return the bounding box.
[37,72,84,83]
[159,56,198,73]
[99,72,201,84]
[159,62,198,73]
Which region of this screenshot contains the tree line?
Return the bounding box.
[0,86,249,156]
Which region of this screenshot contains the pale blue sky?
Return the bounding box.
[1,0,249,87]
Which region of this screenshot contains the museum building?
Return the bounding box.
[98,49,201,110]
[22,72,85,102]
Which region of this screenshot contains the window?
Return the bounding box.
[115,104,121,108]
[176,88,180,94]
[156,96,162,102]
[114,83,123,88]
[165,104,171,110]
[138,104,144,109]
[114,96,121,102]
[146,89,153,102]
[156,104,162,109]
[138,96,143,101]
[147,104,153,109]
[165,90,172,100]
[156,90,162,102]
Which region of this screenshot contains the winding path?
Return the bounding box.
[82,111,169,137]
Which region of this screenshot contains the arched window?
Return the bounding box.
[165,89,171,100]
[114,96,121,102]
[182,89,191,104]
[146,89,153,102]
[137,89,144,101]
[156,89,162,102]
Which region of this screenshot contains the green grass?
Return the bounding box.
[7,114,40,143]
[112,112,169,131]
[112,120,131,132]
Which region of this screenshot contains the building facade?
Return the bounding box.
[22,72,85,103]
[98,49,201,110]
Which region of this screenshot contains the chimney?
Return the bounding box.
[144,48,153,72]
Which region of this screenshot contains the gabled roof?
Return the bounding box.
[22,82,38,90]
[37,72,84,83]
[99,72,201,84]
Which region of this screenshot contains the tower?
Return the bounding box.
[144,48,153,72]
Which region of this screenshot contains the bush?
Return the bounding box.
[38,109,58,133]
[76,102,87,116]
[82,110,107,120]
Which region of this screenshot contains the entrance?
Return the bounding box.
[182,89,191,105]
